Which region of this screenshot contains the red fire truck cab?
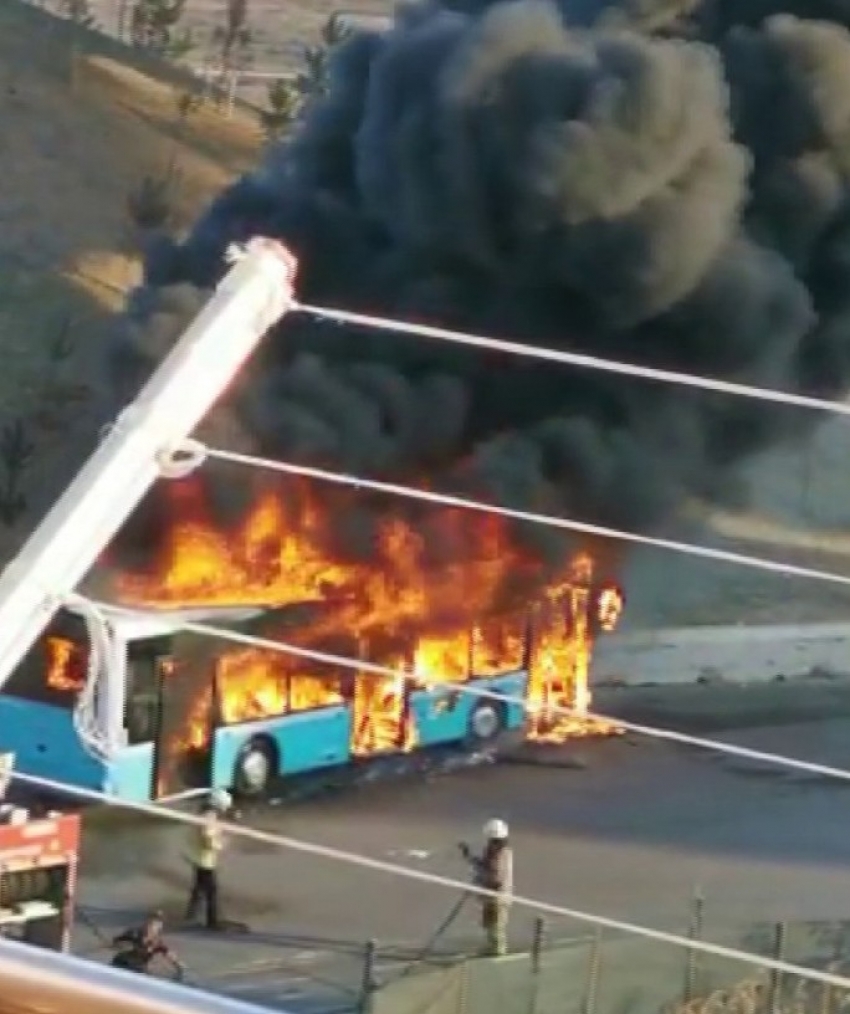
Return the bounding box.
[0,756,80,952]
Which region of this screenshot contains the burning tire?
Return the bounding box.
[233,738,277,797]
[466,700,505,746]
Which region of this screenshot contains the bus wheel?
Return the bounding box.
[234,739,276,797]
[467,701,504,746]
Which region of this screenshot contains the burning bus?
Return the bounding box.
[0,482,623,802]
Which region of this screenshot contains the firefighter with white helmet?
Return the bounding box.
[483,818,508,841]
[184,789,230,929]
[460,817,514,956]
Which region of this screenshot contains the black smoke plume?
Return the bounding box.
[110,0,850,572]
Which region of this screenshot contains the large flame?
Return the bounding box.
[110,479,623,761]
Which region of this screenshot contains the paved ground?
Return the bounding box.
[593,622,850,685]
[63,676,850,1009]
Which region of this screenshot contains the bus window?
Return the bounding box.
[3,633,86,706]
[125,655,161,745]
[471,614,526,676]
[290,671,344,712]
[216,649,288,725]
[411,633,471,685]
[44,638,86,693]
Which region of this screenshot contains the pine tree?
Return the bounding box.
[60,0,96,29]
[130,0,193,59]
[260,78,302,141]
[298,13,352,100]
[213,0,254,76]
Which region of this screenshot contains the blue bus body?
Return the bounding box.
[0,605,533,802]
[410,672,527,749]
[209,669,528,793]
[211,704,353,787]
[0,695,157,802]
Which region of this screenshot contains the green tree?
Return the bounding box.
[174,85,204,126]
[260,77,302,141]
[60,0,96,29]
[298,13,352,100]
[127,170,179,234]
[213,0,254,75]
[130,0,193,59]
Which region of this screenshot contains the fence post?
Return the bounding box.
[359,938,378,1014]
[115,0,128,40]
[457,957,471,1014]
[767,922,787,1014]
[226,72,238,118]
[682,887,705,1004]
[581,928,603,1014]
[527,917,546,1014]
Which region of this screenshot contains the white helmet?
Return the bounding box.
[210,788,232,813]
[483,818,509,841]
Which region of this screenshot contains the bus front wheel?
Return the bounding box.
[234,739,277,797]
[466,700,505,746]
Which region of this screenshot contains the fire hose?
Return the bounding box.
[75,905,190,983]
[391,892,472,982]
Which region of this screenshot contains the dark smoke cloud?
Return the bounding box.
[110,0,850,566]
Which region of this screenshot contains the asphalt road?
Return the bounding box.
[65,676,850,1010]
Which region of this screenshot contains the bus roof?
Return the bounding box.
[66,604,268,643]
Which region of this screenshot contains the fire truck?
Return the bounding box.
[0,753,81,952]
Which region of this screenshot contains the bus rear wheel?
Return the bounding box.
[234,739,276,798]
[466,700,505,747]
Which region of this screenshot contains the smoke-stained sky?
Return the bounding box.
[112,0,850,560]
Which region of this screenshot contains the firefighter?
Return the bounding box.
[111,910,183,979]
[461,818,514,957]
[184,790,229,930]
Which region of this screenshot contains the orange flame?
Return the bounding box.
[110,479,623,764]
[45,637,86,693]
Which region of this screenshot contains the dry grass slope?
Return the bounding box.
[0,0,263,560]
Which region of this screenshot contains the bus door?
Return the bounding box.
[350,670,411,756]
[151,642,217,799]
[124,635,214,799]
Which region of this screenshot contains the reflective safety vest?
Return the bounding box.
[190,818,223,869]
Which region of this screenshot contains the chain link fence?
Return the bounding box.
[363,916,850,1014]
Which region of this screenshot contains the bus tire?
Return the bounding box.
[233,738,277,798]
[466,700,505,746]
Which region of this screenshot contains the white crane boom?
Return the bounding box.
[0,237,297,690]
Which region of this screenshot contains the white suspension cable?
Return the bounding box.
[184,443,850,591]
[68,597,113,761]
[78,596,850,788]
[11,764,850,992]
[294,301,850,421]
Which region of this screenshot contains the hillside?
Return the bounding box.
[0,0,263,558]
